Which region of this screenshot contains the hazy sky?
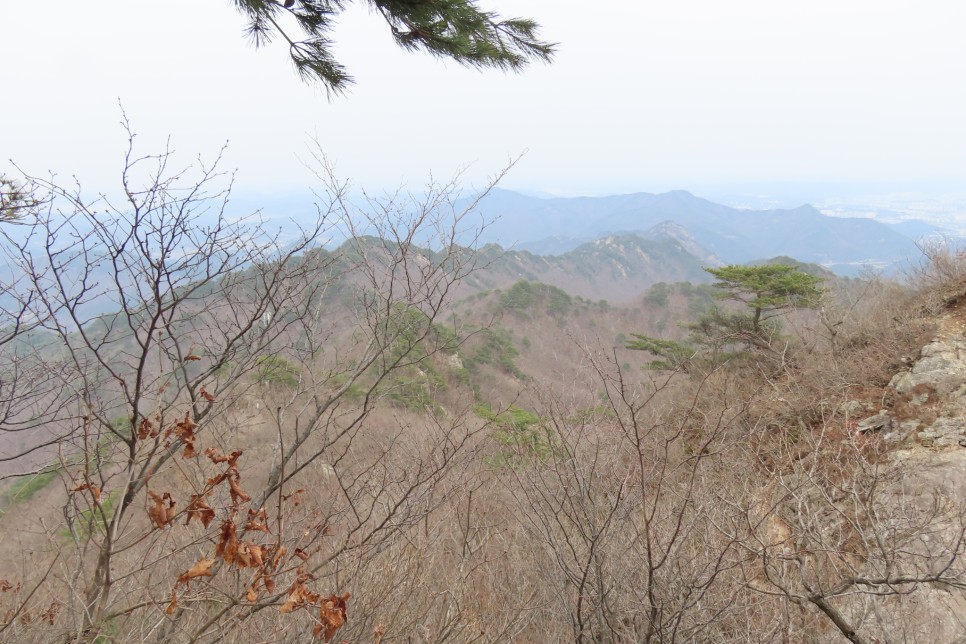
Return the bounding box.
[3,0,966,198]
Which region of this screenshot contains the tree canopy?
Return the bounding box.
[628,263,825,372]
[705,264,824,332]
[231,0,556,93]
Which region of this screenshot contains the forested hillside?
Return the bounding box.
[2,157,966,643]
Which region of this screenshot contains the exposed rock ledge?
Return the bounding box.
[857,322,966,448]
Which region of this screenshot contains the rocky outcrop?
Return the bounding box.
[851,334,966,448]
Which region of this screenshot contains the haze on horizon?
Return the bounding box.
[3,0,966,202]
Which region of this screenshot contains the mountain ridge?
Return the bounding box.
[474,188,922,274]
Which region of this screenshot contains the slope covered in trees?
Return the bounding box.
[2,139,966,642]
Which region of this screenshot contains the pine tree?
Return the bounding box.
[230,0,556,93]
[704,264,824,333]
[628,264,825,372]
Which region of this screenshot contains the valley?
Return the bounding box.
[1,173,964,643]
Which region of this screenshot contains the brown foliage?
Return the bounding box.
[167,412,199,458]
[147,491,177,529]
[184,493,216,529]
[176,559,215,587]
[315,593,351,641]
[69,482,101,502]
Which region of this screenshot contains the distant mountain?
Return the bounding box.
[513,235,594,255]
[640,221,723,267]
[463,234,712,302]
[746,256,839,280]
[472,189,921,273]
[884,219,948,241]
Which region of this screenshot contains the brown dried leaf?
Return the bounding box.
[70,482,102,501]
[245,585,258,603]
[185,353,202,361]
[215,520,239,564]
[39,601,60,625]
[227,469,251,505]
[279,579,319,614]
[245,507,270,533]
[234,542,265,569]
[199,386,216,402]
[185,494,216,529]
[176,559,215,587]
[374,623,385,644]
[171,412,199,458]
[316,593,350,642]
[147,491,177,529]
[206,471,227,488]
[137,418,155,440]
[205,448,242,465]
[271,546,287,569]
[165,592,178,615]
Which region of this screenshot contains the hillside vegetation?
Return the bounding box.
[1,158,966,644]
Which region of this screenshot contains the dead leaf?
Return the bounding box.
[234,542,265,568]
[147,491,177,529]
[169,412,199,458]
[176,559,215,587]
[227,470,251,505]
[215,520,239,564]
[70,482,102,501]
[205,448,242,465]
[199,386,216,402]
[137,418,155,440]
[185,353,202,361]
[185,494,216,529]
[316,593,350,642]
[374,623,385,644]
[245,507,270,533]
[39,601,60,625]
[279,569,319,614]
[271,546,287,569]
[283,488,306,506]
[165,592,178,615]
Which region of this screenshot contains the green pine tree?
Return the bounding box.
[704,264,824,333]
[230,0,556,93]
[628,264,825,372]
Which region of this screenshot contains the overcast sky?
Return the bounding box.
[3,0,966,199]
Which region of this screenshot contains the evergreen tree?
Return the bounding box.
[628,264,825,372]
[230,0,556,93]
[704,264,824,333]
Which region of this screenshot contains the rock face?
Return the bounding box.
[849,318,966,640]
[890,336,966,398]
[858,335,966,447]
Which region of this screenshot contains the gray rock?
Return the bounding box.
[917,417,966,447]
[838,400,867,416]
[857,411,893,434]
[883,420,920,444]
[894,339,966,396]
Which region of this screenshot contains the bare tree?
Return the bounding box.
[740,413,966,644]
[0,127,507,642]
[499,346,754,643]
